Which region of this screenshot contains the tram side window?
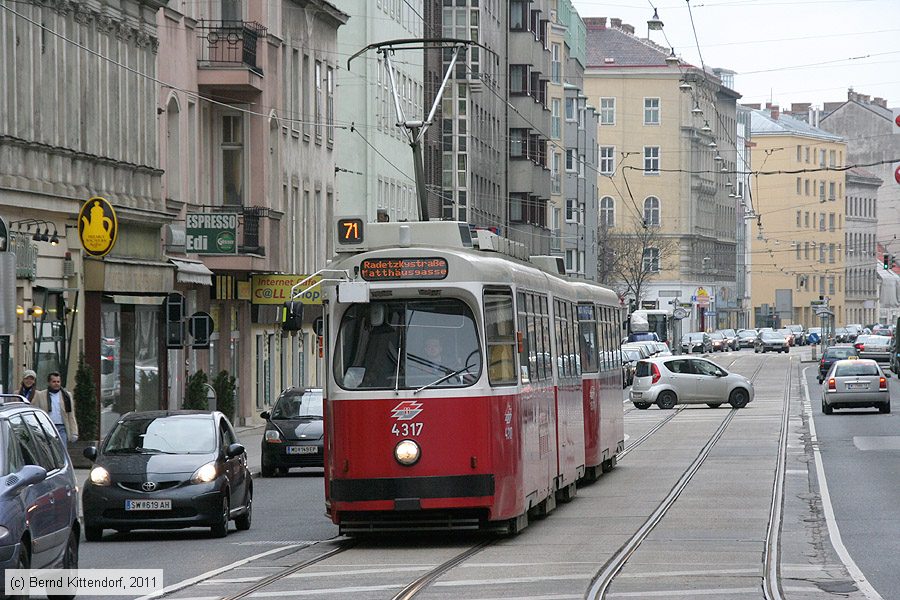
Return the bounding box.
[599,306,611,371]
[526,294,539,381]
[578,304,599,373]
[517,292,530,384]
[612,307,623,367]
[540,297,551,380]
[568,302,581,376]
[484,290,517,385]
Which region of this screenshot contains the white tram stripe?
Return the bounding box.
[801,367,884,600]
[134,544,305,600]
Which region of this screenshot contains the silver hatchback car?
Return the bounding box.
[822,359,890,414]
[630,356,755,410]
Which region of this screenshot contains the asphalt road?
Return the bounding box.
[78,469,336,599]
[71,348,899,600]
[803,363,900,599]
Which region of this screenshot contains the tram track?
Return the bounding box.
[585,355,793,599]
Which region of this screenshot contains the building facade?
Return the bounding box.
[333,0,422,223]
[748,106,847,327]
[155,0,348,430]
[735,104,753,328]
[0,0,168,431]
[582,17,740,331]
[844,168,881,326]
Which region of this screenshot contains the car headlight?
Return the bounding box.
[0,526,10,541]
[190,462,218,484]
[89,466,111,486]
[264,430,282,443]
[394,440,421,466]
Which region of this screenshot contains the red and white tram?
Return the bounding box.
[321,222,624,534]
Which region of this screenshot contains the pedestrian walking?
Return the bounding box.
[33,372,79,446]
[17,369,37,402]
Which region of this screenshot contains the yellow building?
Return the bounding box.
[582,17,741,331]
[749,105,848,327]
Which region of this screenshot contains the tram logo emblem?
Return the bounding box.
[391,401,423,421]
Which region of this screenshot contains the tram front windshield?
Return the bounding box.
[334,299,482,390]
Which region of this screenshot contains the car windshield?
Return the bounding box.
[721,329,736,337]
[104,415,216,454]
[867,336,891,345]
[623,349,642,361]
[710,333,725,340]
[825,347,856,359]
[334,299,482,390]
[272,390,323,419]
[834,363,879,377]
[684,333,704,342]
[761,332,783,340]
[738,331,756,338]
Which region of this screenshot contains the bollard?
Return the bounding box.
[810,345,817,362]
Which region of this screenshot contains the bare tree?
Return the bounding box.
[600,217,678,305]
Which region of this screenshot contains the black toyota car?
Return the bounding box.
[82,411,252,540]
[260,388,324,476]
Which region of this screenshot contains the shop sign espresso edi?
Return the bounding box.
[78,197,118,257]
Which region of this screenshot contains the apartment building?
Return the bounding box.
[582,17,740,331]
[844,169,881,325]
[156,0,348,428]
[0,0,167,418]
[749,106,847,327]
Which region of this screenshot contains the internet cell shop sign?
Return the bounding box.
[185,213,238,255]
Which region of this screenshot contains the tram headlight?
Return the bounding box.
[394,439,421,466]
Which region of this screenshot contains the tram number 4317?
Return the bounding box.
[392,423,423,437]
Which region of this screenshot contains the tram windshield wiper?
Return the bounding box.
[414,363,475,395]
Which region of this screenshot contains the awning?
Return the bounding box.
[169,258,214,286]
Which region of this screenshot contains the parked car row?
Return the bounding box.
[621,339,672,388]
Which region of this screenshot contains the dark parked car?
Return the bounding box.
[736,330,758,348]
[681,332,711,353]
[82,410,251,540]
[261,388,324,476]
[754,331,789,353]
[1,395,79,598]
[817,345,859,383]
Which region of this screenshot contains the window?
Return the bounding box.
[819,213,826,231]
[566,199,579,222]
[796,178,801,195]
[509,128,527,157]
[829,243,835,263]
[804,179,810,196]
[315,61,323,140]
[599,97,615,125]
[565,98,575,121]
[509,1,527,30]
[9,414,54,471]
[643,98,660,125]
[551,43,561,84]
[819,181,826,202]
[221,114,243,205]
[599,146,615,174]
[829,181,835,200]
[509,65,527,94]
[326,66,334,143]
[804,146,810,162]
[819,149,826,166]
[302,54,310,136]
[829,149,836,167]
[551,98,560,139]
[484,290,517,385]
[642,247,660,273]
[565,148,576,171]
[577,305,599,374]
[600,196,615,227]
[796,145,802,162]
[796,210,801,227]
[551,151,561,194]
[829,213,835,231]
[643,196,660,226]
[804,211,810,227]
[643,146,660,174]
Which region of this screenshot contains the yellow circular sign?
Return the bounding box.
[78,197,118,257]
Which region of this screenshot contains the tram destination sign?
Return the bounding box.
[360,257,448,281]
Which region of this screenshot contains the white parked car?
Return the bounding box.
[630,356,755,410]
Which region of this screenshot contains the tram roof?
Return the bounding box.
[330,221,620,306]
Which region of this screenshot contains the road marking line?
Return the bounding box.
[286,566,433,578]
[250,584,402,597]
[134,544,305,600]
[801,367,884,600]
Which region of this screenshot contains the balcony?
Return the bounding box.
[196,20,266,96]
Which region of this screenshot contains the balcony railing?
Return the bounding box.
[197,205,269,256]
[197,20,267,75]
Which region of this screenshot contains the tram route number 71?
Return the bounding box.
[392,423,423,437]
[337,218,363,244]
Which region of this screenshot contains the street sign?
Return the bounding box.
[186,213,238,254]
[705,310,716,317]
[672,307,689,320]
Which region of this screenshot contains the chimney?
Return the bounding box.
[742,103,761,110]
[848,88,857,102]
[622,23,635,34]
[770,104,780,120]
[610,17,622,28]
[791,102,811,113]
[860,94,870,103]
[874,97,887,108]
[583,17,607,30]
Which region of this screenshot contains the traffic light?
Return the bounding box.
[165,293,186,349]
[884,254,890,270]
[282,301,304,331]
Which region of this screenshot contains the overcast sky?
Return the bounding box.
[571,0,900,109]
